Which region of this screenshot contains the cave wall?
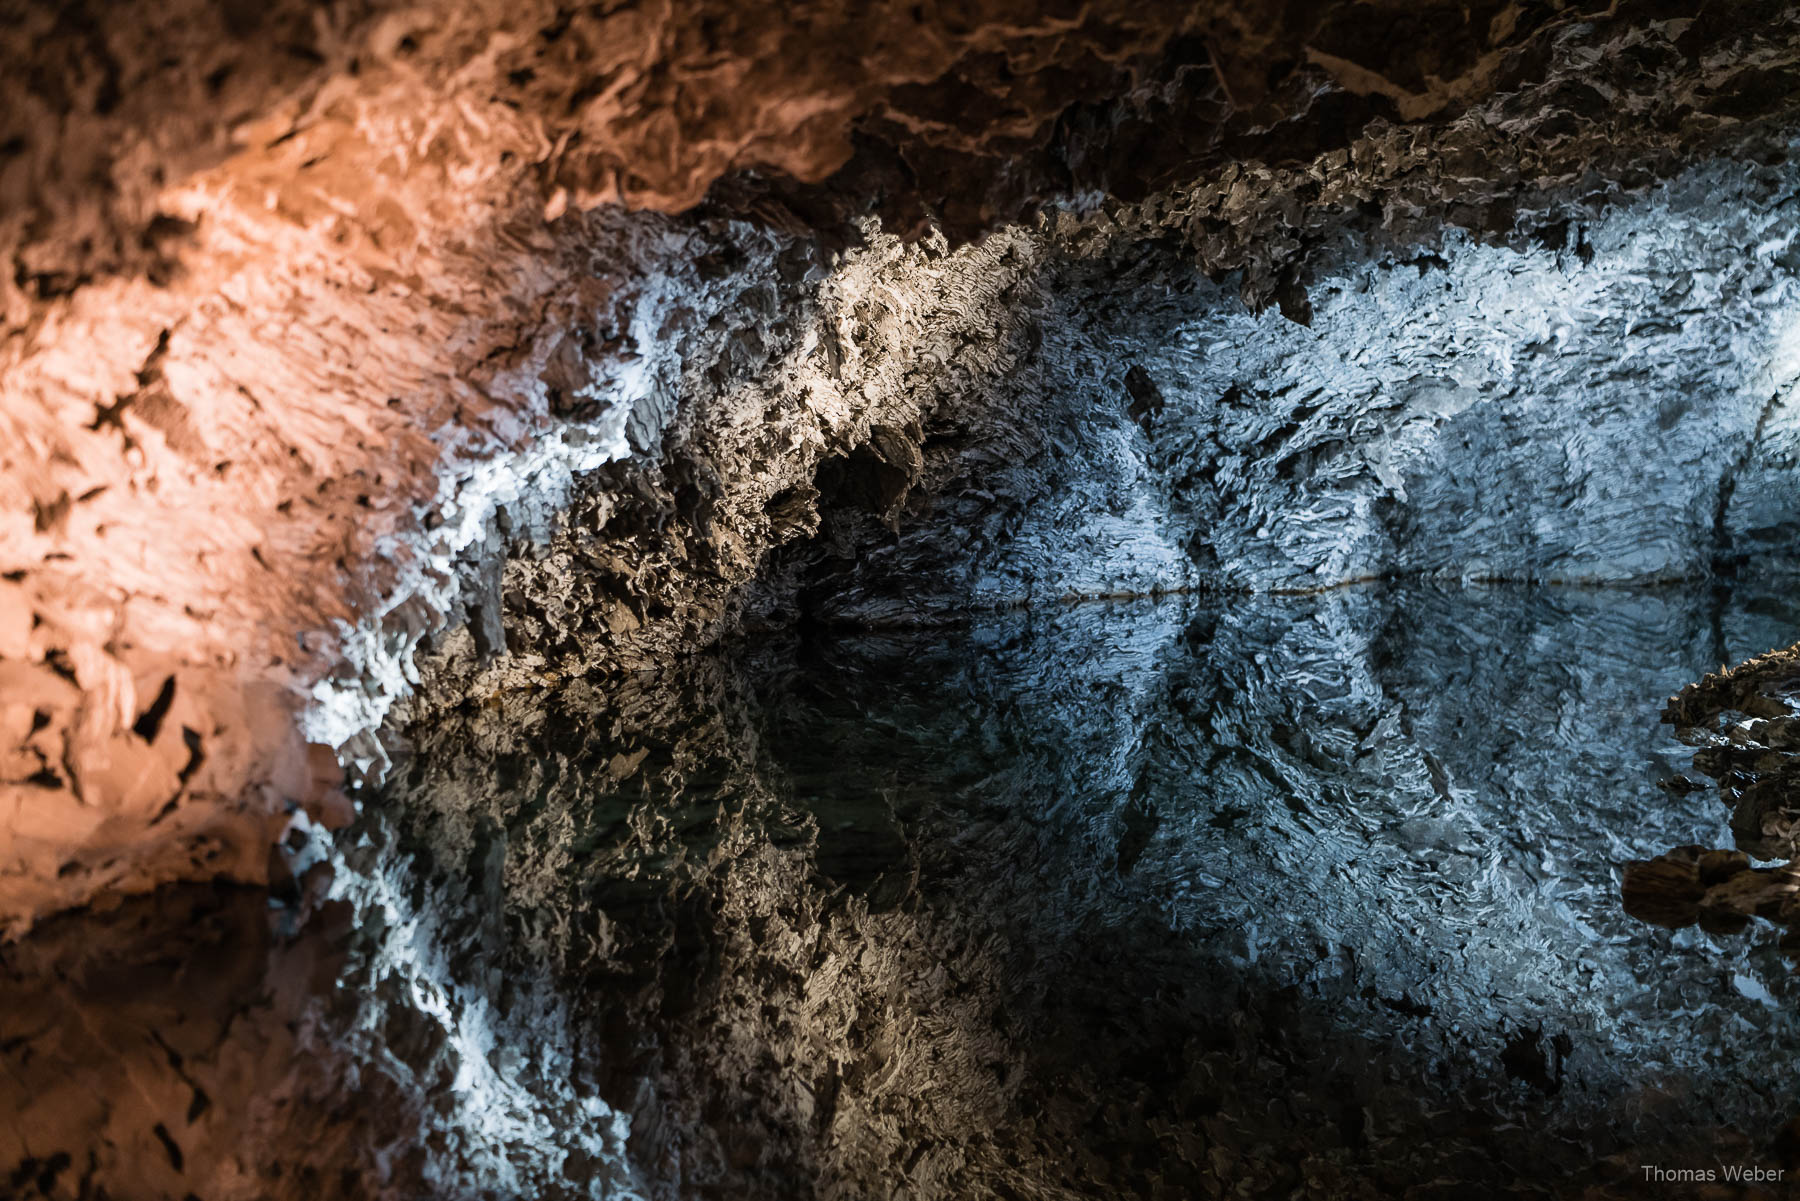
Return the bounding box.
[10,3,1800,1196]
[4,0,1800,941]
[778,156,1800,620]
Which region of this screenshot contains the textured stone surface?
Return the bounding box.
[407,143,1800,735]
[6,0,1800,929]
[1621,630,1800,955]
[10,4,1800,1197]
[782,155,1800,615]
[0,884,421,1201]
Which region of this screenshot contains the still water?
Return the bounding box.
[6,581,1800,1200]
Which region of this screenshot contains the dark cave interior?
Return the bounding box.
[7,2,1800,1199]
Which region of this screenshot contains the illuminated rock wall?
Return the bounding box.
[4,0,1800,940]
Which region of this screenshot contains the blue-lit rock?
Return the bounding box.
[797,155,1800,619]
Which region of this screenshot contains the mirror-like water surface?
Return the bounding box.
[8,581,1800,1200]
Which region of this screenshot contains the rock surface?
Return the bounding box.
[1622,636,1800,954]
[6,0,1800,929]
[10,3,1800,1197]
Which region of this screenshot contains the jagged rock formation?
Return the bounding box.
[1668,644,1800,859]
[6,0,1800,932]
[10,1,1800,1198]
[1624,641,1800,948]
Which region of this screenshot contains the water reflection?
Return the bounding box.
[6,581,1800,1199]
